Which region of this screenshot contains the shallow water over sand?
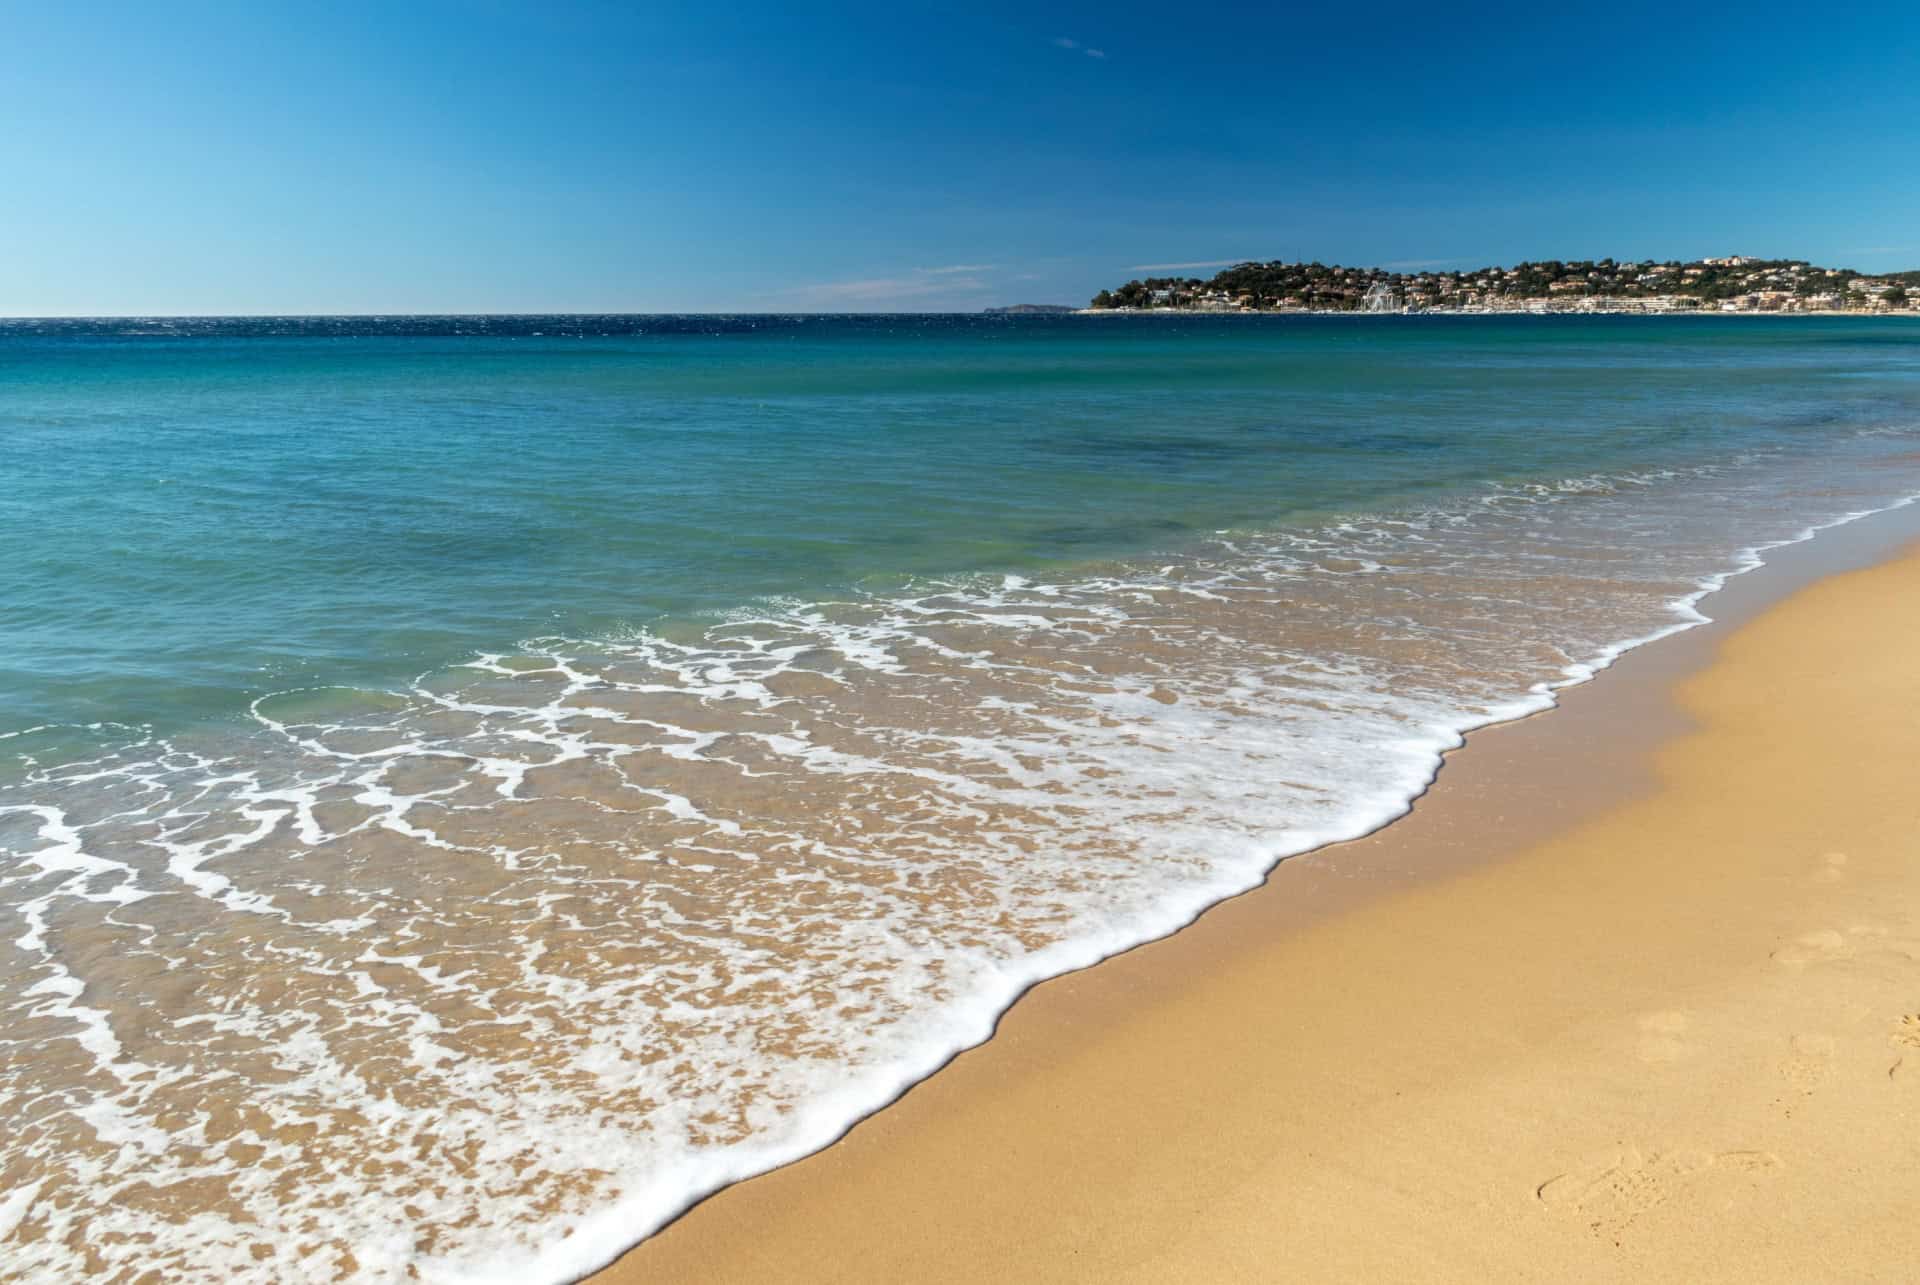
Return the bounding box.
[3,316,1919,1278]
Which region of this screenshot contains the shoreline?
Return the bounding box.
[588,498,1920,1282]
[14,315,1920,1279]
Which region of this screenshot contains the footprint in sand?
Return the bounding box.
[1770,922,1920,969]
[1892,1015,1920,1079]
[1811,851,1848,884]
[1536,1146,1780,1239]
[1844,924,1920,968]
[1780,1033,1836,1094]
[1772,929,1849,968]
[1636,1010,1690,1064]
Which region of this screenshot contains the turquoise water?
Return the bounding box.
[8,314,1917,738]
[5,313,1920,1282]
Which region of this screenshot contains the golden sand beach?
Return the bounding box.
[594,527,1920,1283]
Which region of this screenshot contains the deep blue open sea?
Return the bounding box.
[3,313,1919,1280]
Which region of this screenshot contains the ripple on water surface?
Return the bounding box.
[3,434,1919,1279]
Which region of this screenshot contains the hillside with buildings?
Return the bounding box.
[1088,257,1920,314]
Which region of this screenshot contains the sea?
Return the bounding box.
[2,313,1918,1281]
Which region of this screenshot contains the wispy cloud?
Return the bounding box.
[1126,258,1256,271]
[1052,36,1079,49]
[1053,36,1107,59]
[782,265,998,305]
[1085,48,1106,59]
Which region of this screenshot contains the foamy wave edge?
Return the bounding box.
[466,492,1919,1285]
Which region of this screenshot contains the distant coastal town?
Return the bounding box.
[1084,256,1920,314]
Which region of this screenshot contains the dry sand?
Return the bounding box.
[593,529,1920,1283]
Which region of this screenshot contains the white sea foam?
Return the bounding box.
[1,443,1918,1282]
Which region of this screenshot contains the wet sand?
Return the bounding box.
[591,510,1920,1283]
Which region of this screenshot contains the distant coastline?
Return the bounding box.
[1084,255,1920,316]
[1073,305,1895,317]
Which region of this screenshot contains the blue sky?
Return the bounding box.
[2,0,1916,314]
